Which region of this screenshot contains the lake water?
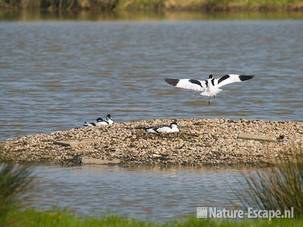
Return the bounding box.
[1,13,302,222]
[22,165,251,222]
[1,16,303,140]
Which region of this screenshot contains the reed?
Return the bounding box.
[239,146,303,217]
[0,162,33,220]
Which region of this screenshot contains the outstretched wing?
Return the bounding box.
[165,78,206,92]
[216,74,254,88]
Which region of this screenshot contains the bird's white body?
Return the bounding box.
[165,74,254,99]
[201,79,223,97]
[156,124,179,133]
[83,114,113,127]
[84,121,108,127]
[95,121,109,126]
[83,122,95,127]
[106,117,113,125]
[145,122,179,134]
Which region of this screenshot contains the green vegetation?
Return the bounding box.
[1,209,302,227]
[238,150,303,217]
[0,163,32,221]
[1,152,303,226]
[1,0,303,11]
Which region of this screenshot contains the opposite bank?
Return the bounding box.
[1,0,303,11]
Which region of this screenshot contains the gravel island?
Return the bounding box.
[0,119,302,166]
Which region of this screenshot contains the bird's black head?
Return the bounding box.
[208,74,213,79]
[170,120,178,126]
[96,118,103,122]
[106,114,111,119]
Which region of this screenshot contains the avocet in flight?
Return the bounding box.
[165,74,254,104]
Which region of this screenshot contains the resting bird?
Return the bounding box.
[165,74,254,104]
[104,114,113,125]
[83,114,113,127]
[144,121,179,134]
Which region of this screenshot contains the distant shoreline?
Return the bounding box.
[1,9,303,22]
[1,0,303,12]
[0,118,302,167]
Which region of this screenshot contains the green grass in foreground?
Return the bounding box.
[1,209,301,227]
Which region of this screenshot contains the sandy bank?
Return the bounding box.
[0,119,302,166]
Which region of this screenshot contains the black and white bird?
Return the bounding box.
[104,114,113,125]
[144,121,179,134]
[83,114,113,127]
[165,74,254,104]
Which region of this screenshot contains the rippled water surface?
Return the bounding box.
[1,19,303,139]
[1,14,303,223]
[22,165,250,222]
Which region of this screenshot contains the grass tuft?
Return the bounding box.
[0,162,33,221]
[238,146,303,217]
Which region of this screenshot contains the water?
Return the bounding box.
[22,165,249,222]
[1,14,302,222]
[1,19,303,140]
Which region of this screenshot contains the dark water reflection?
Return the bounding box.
[22,165,250,222]
[1,10,303,21]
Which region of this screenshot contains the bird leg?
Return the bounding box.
[208,96,216,105]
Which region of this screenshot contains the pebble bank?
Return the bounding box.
[0,119,302,166]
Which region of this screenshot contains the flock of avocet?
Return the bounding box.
[83,74,254,134]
